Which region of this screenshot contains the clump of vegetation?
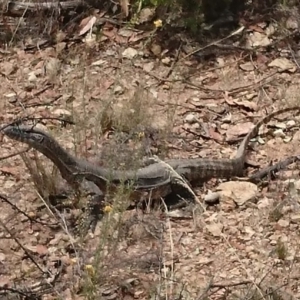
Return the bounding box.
[268,202,284,222]
[276,238,288,260]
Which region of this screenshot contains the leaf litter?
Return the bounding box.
[1,10,300,300]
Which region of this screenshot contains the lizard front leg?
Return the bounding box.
[144,156,200,208]
[74,180,105,235]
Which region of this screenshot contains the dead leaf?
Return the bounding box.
[268,58,297,72]
[226,122,254,142]
[26,245,48,256]
[239,62,255,72]
[0,166,21,179]
[208,127,223,142]
[248,24,265,33]
[232,100,258,111]
[122,47,138,59]
[205,223,223,237]
[248,32,271,47]
[115,34,129,44]
[143,62,154,72]
[0,276,10,287]
[78,16,96,36]
[103,27,118,39]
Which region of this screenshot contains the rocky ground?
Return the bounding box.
[1,13,300,300]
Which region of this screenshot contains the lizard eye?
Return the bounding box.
[31,133,44,143]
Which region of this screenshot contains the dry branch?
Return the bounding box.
[1,0,87,17]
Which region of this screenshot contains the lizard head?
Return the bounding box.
[3,125,47,147]
[3,124,78,169]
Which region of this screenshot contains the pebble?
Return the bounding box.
[185,113,197,124]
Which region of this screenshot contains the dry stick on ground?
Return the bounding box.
[0,213,62,297]
[182,26,246,60]
[138,54,248,87]
[0,261,62,298]
[182,27,297,62]
[156,42,183,86]
[249,155,300,183]
[183,70,278,95]
[288,43,300,70]
[3,0,87,17]
[0,218,50,275]
[0,193,56,226]
[0,147,30,160]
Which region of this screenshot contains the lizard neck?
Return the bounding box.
[31,135,81,175]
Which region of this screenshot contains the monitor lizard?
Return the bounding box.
[3,106,300,233]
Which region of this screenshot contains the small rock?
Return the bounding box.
[122,47,138,59]
[216,57,225,67]
[274,122,286,129]
[4,92,16,98]
[277,219,289,228]
[28,72,37,82]
[239,62,254,71]
[204,192,220,204]
[4,93,17,103]
[53,109,72,121]
[286,16,298,30]
[191,123,200,129]
[205,223,223,237]
[217,181,258,206]
[248,32,271,47]
[257,197,271,209]
[91,59,106,66]
[150,43,161,57]
[138,7,155,23]
[273,129,285,138]
[185,113,197,124]
[290,214,300,223]
[113,85,124,95]
[283,136,292,143]
[161,57,171,65]
[0,253,6,262]
[257,136,265,144]
[287,120,296,127]
[143,62,154,72]
[245,93,257,100]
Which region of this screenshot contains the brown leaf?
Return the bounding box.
[26,245,48,256]
[208,127,223,142]
[0,166,21,179]
[103,27,118,39]
[248,24,265,33]
[226,122,254,142]
[78,16,96,36]
[232,100,258,111]
[0,276,10,287]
